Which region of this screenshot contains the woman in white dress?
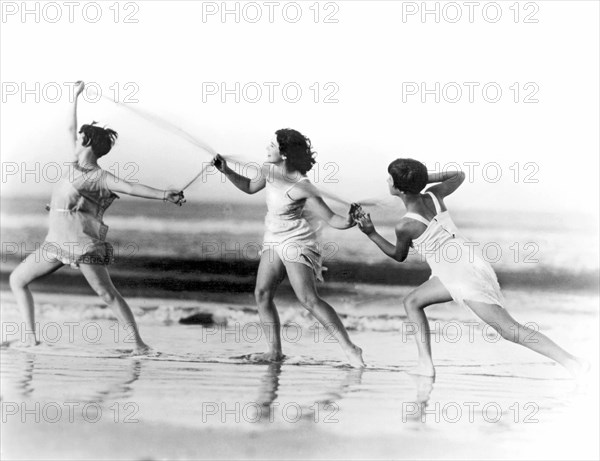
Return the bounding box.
[9,81,185,352]
[355,158,586,377]
[212,129,364,367]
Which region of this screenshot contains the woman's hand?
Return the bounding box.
[357,213,376,235]
[212,154,227,173]
[350,203,366,221]
[344,204,360,228]
[75,80,85,97]
[164,190,186,206]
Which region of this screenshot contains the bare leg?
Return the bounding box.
[9,249,64,345]
[251,249,286,361]
[285,261,364,368]
[78,264,148,352]
[403,277,453,377]
[465,300,588,377]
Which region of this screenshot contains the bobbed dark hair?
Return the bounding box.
[276,128,316,175]
[388,158,428,194]
[79,122,118,158]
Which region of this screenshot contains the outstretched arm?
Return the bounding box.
[104,172,185,205]
[287,181,354,230]
[357,214,413,262]
[426,170,466,199]
[305,195,355,230]
[69,81,85,152]
[212,154,266,194]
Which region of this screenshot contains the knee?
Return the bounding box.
[403,294,422,315]
[96,288,118,305]
[9,270,26,290]
[255,286,274,304]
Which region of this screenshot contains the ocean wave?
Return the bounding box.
[0,213,266,235]
[2,211,599,274]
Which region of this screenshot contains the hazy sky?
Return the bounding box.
[1,1,598,215]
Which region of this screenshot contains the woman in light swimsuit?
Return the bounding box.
[9,81,185,352]
[356,158,587,377]
[212,129,364,367]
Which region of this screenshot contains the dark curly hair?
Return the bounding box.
[388,158,428,194]
[276,128,316,175]
[79,121,118,158]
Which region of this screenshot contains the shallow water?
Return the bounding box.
[1,289,598,460]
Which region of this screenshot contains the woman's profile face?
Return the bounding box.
[74,132,89,158]
[265,135,283,163]
[77,131,86,147]
[387,175,397,195]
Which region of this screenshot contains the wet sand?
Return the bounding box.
[1,288,598,460]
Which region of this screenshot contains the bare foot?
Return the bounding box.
[345,345,365,368]
[246,351,284,363]
[410,374,435,403]
[133,343,153,355]
[568,357,591,380]
[408,362,436,378]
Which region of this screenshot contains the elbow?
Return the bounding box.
[331,214,354,230]
[330,220,349,230]
[394,253,407,263]
[247,183,262,195]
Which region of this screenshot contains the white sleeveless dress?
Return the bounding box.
[405,191,504,309]
[263,172,324,282]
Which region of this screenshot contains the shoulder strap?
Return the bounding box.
[285,177,309,198]
[426,191,442,214]
[404,212,430,226]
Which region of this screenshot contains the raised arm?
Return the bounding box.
[104,172,185,205]
[212,154,266,194]
[69,81,85,151]
[356,215,414,262]
[425,170,466,199]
